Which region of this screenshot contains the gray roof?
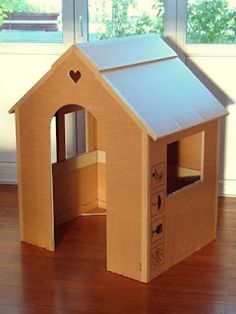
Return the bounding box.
[80,34,227,138]
[10,34,227,140]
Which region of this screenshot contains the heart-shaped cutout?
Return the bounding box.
[69,70,81,83]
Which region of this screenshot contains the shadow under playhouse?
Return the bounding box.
[10,34,227,283]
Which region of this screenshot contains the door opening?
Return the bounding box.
[50,104,107,246]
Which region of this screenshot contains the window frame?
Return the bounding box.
[176,0,236,57]
[163,0,177,50]
[0,0,76,54]
[1,0,236,56]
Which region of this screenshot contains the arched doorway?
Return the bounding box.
[50,104,106,246]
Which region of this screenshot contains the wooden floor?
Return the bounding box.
[1,185,236,314]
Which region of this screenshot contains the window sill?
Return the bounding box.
[0,41,71,55]
[179,43,236,57]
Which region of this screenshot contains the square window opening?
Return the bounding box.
[167,132,204,196]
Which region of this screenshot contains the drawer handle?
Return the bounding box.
[152,169,163,180]
[157,195,162,209]
[153,223,163,235]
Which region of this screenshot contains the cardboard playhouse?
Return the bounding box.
[10,34,227,283]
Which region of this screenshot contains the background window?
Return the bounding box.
[187,0,236,44]
[88,0,164,41]
[0,0,62,43]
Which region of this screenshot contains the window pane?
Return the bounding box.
[187,0,236,44]
[0,0,62,43]
[88,0,164,41]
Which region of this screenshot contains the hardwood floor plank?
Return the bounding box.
[0,185,236,313]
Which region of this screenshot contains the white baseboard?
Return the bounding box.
[0,162,17,184]
[0,162,235,197]
[219,179,236,197]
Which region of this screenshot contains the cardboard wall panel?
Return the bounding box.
[149,120,219,280]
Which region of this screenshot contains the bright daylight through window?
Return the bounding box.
[89,0,164,41]
[88,0,164,41]
[187,0,236,44]
[0,0,62,43]
[1,0,236,45]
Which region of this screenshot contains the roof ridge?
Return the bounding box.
[100,55,177,73]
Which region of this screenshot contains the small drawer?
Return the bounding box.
[151,242,164,269]
[151,217,165,244]
[151,190,165,217]
[151,162,165,190]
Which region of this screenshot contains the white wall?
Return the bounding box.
[0,51,236,196]
[0,54,59,183]
[186,57,236,196]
